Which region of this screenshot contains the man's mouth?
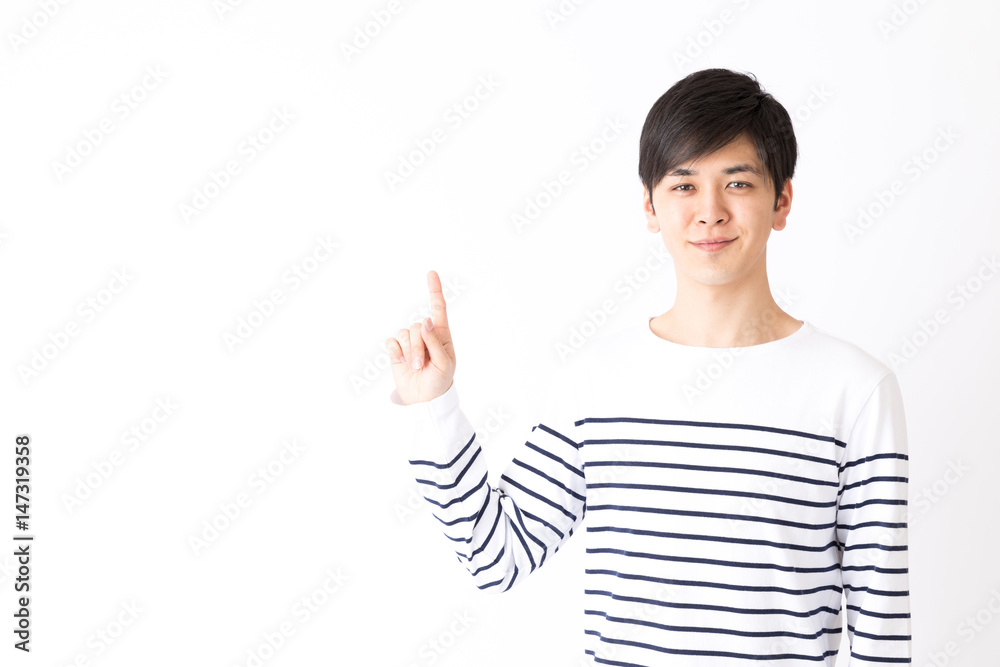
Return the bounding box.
[692,238,736,252]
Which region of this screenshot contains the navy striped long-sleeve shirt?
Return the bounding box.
[389,317,911,665]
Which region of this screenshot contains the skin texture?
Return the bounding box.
[387,134,802,405]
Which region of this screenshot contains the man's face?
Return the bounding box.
[643,134,792,289]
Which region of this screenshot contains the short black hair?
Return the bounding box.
[638,68,797,213]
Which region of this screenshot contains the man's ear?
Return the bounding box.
[642,183,658,232]
[772,178,793,231]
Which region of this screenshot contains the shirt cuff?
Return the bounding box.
[387,380,469,461]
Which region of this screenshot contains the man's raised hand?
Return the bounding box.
[386,270,457,406]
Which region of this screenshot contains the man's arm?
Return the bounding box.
[390,369,586,593]
[835,371,911,663]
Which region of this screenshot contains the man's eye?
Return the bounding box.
[672,182,751,191]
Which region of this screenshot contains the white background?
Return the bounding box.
[1,0,998,665]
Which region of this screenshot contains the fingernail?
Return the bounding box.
[411,357,422,370]
[425,317,433,331]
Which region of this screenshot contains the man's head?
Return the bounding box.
[638,68,797,214]
[638,69,798,290]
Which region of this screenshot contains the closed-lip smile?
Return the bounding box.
[692,237,736,252]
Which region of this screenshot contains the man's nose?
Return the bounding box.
[697,188,728,224]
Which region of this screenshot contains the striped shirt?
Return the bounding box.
[389,317,911,665]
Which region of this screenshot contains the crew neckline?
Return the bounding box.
[645,315,812,352]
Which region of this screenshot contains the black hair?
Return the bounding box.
[638,68,797,212]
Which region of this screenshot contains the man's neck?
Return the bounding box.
[650,284,800,348]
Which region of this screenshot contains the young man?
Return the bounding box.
[386,68,910,665]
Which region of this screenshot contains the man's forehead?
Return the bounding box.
[667,135,763,176]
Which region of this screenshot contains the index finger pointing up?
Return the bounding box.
[427,270,449,331]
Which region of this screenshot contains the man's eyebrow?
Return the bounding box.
[668,163,764,178]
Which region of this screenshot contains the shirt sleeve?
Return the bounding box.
[389,366,586,594]
[835,370,911,663]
